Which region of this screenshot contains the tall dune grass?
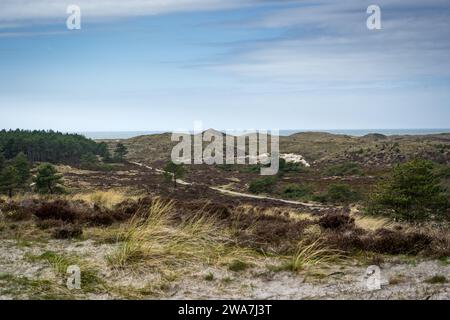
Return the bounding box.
[286,239,345,272]
[72,190,133,209]
[107,198,256,271]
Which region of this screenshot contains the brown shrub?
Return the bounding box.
[0,202,33,221]
[81,210,116,226]
[426,233,450,258]
[52,225,83,239]
[171,201,231,222]
[365,229,433,255]
[325,229,365,252]
[111,197,154,221]
[33,200,79,222]
[231,209,311,253]
[327,228,435,255]
[36,219,64,230]
[319,213,355,230]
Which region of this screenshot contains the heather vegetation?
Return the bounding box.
[1,131,449,299]
[324,162,362,177]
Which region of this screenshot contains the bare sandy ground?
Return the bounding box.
[1,239,448,300]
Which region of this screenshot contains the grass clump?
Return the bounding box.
[324,162,362,177]
[27,251,104,293]
[204,272,214,281]
[272,239,344,273]
[36,251,74,275]
[248,176,277,194]
[73,190,129,210]
[228,259,251,272]
[107,198,256,272]
[0,273,74,300]
[425,275,447,284]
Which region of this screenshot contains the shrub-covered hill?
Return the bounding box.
[103,131,450,167]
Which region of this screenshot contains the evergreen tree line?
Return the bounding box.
[0,130,130,197]
[0,129,109,164]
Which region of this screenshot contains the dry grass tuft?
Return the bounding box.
[353,214,393,231]
[107,198,256,271]
[284,239,345,272]
[72,190,132,209]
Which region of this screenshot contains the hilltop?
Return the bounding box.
[101,131,450,167]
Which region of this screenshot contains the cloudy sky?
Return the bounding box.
[0,0,449,131]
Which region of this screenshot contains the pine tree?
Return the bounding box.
[0,153,5,171]
[114,143,128,162]
[368,160,448,221]
[97,142,112,162]
[0,165,18,198]
[163,161,186,188]
[13,152,31,187]
[34,163,64,194]
[80,152,100,170]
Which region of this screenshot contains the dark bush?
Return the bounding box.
[0,202,33,221]
[53,225,83,239]
[328,228,434,255]
[282,184,312,200]
[232,210,311,254]
[33,201,78,222]
[248,176,277,194]
[319,213,355,230]
[36,219,64,230]
[313,184,361,204]
[278,158,307,173]
[365,229,433,255]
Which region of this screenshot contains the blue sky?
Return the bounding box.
[0,0,449,131]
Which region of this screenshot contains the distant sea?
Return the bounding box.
[79,129,450,140]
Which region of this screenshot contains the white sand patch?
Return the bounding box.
[280,153,310,167]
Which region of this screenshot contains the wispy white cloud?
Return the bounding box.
[1,0,449,91]
[205,0,450,89]
[0,0,260,23]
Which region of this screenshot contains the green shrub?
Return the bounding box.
[204,272,214,281]
[80,153,100,170]
[217,164,235,172]
[279,158,307,173]
[228,260,250,272]
[313,184,361,204]
[436,165,450,179]
[239,165,262,173]
[248,176,277,194]
[324,162,362,177]
[282,184,312,200]
[367,160,449,221]
[425,275,447,284]
[33,163,65,195]
[80,153,115,171]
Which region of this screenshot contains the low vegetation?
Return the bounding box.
[281,184,313,200]
[324,162,362,177]
[313,184,361,204]
[367,160,449,221]
[1,130,449,299]
[107,198,256,272]
[248,176,278,194]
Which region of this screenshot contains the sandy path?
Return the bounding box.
[131,162,327,208]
